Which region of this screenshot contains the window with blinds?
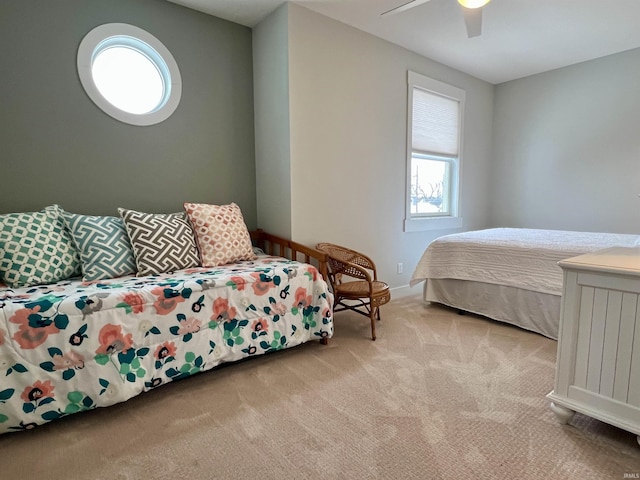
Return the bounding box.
[405,71,465,231]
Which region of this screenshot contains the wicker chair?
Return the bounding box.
[316,243,391,341]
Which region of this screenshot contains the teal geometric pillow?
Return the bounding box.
[44,205,82,278]
[0,205,81,288]
[63,213,136,281]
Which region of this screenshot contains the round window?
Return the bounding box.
[77,23,182,126]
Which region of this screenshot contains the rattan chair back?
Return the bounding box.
[315,243,376,282]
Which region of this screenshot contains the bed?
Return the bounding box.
[0,230,333,434]
[410,228,640,339]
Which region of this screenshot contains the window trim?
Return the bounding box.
[77,23,182,126]
[404,71,465,232]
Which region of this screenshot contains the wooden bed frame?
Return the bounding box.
[250,229,328,281]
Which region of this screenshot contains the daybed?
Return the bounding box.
[0,204,333,434]
[410,228,640,339]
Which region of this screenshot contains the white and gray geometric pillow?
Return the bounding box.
[0,205,81,288]
[118,208,200,276]
[63,213,137,281]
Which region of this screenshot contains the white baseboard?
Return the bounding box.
[390,284,422,299]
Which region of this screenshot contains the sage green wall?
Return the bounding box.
[0,0,256,227]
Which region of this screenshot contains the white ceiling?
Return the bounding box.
[167,0,640,84]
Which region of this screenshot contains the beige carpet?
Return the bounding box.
[1,296,639,479]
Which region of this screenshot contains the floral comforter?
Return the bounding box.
[0,256,333,434]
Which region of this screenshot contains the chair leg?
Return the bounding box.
[370,307,376,341]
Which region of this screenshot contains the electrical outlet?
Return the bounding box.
[397,262,404,274]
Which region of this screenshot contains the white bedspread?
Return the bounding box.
[410,228,640,295]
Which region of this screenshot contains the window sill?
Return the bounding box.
[404,216,462,232]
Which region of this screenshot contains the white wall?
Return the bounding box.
[491,47,640,233]
[254,5,640,294]
[286,4,495,292]
[253,5,292,238]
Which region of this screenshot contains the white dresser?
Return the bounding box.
[547,246,640,444]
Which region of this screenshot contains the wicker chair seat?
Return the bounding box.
[335,280,390,305]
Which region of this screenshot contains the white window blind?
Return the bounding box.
[405,71,465,232]
[412,88,459,156]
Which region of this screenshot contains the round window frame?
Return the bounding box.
[77,23,182,126]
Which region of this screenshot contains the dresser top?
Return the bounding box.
[559,246,640,275]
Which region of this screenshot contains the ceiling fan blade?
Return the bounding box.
[381,0,433,16]
[461,6,483,38]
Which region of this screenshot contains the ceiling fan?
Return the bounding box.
[381,0,490,38]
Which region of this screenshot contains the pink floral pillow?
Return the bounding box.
[183,203,256,267]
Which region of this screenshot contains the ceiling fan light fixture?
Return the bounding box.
[457,0,490,9]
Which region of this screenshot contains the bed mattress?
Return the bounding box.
[0,256,333,434]
[411,228,640,339]
[411,228,640,296]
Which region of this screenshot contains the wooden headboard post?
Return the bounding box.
[249,229,329,281]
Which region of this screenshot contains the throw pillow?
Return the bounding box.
[63,213,137,281]
[0,205,81,288]
[183,202,256,267]
[118,208,200,276]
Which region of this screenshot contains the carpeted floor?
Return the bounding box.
[1,296,639,479]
